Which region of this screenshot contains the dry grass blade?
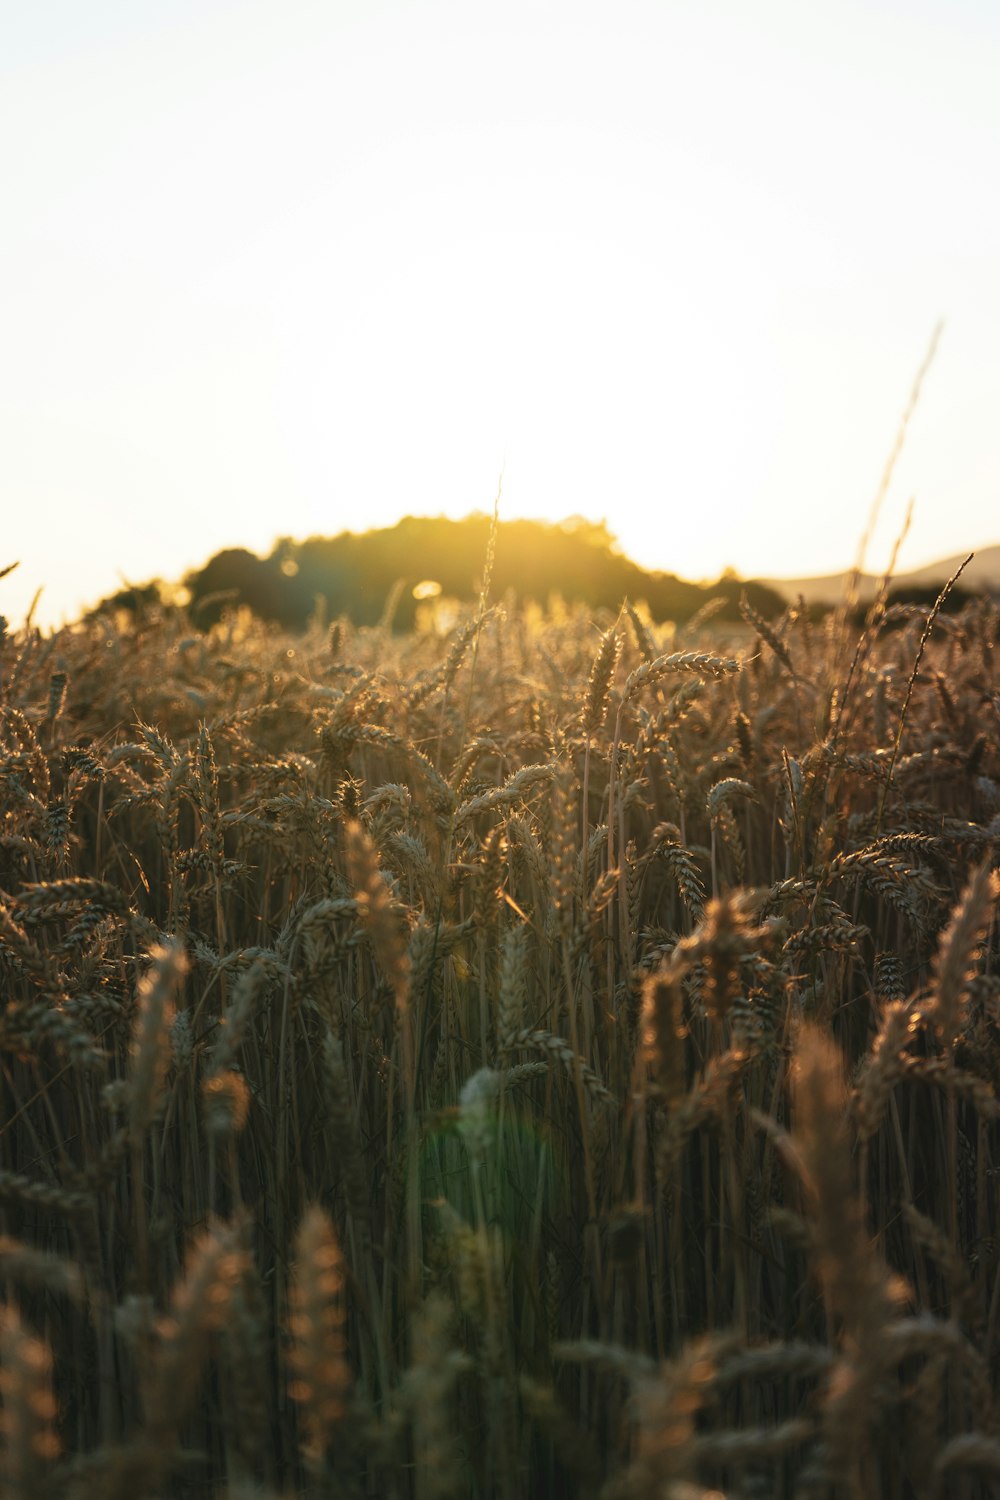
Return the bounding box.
[583,627,623,734]
[931,1433,1000,1496]
[497,924,529,1050]
[128,938,188,1140]
[849,320,943,597]
[287,1205,350,1470]
[792,1025,902,1336]
[0,1303,60,1494]
[0,1236,84,1303]
[146,1221,246,1436]
[398,1293,471,1500]
[928,857,1000,1047]
[739,590,798,679]
[649,824,705,915]
[854,1001,919,1142]
[624,600,656,666]
[641,963,686,1104]
[504,1027,613,1104]
[791,1024,907,1488]
[619,1338,720,1497]
[345,818,411,1007]
[673,892,778,1021]
[454,762,557,823]
[622,650,741,703]
[876,550,974,831]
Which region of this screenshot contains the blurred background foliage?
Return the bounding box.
[94,516,788,631]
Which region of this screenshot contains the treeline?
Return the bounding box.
[92,515,982,632]
[177,514,787,629]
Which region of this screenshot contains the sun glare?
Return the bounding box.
[412,580,443,601]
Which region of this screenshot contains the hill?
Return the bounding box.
[762,542,1000,606]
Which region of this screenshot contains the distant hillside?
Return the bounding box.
[762,543,1000,606]
[175,515,787,630]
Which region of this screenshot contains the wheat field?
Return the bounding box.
[0,571,998,1499]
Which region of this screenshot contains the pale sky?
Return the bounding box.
[3,0,999,628]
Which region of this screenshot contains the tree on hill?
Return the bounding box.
[183,516,787,629]
[183,547,290,627]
